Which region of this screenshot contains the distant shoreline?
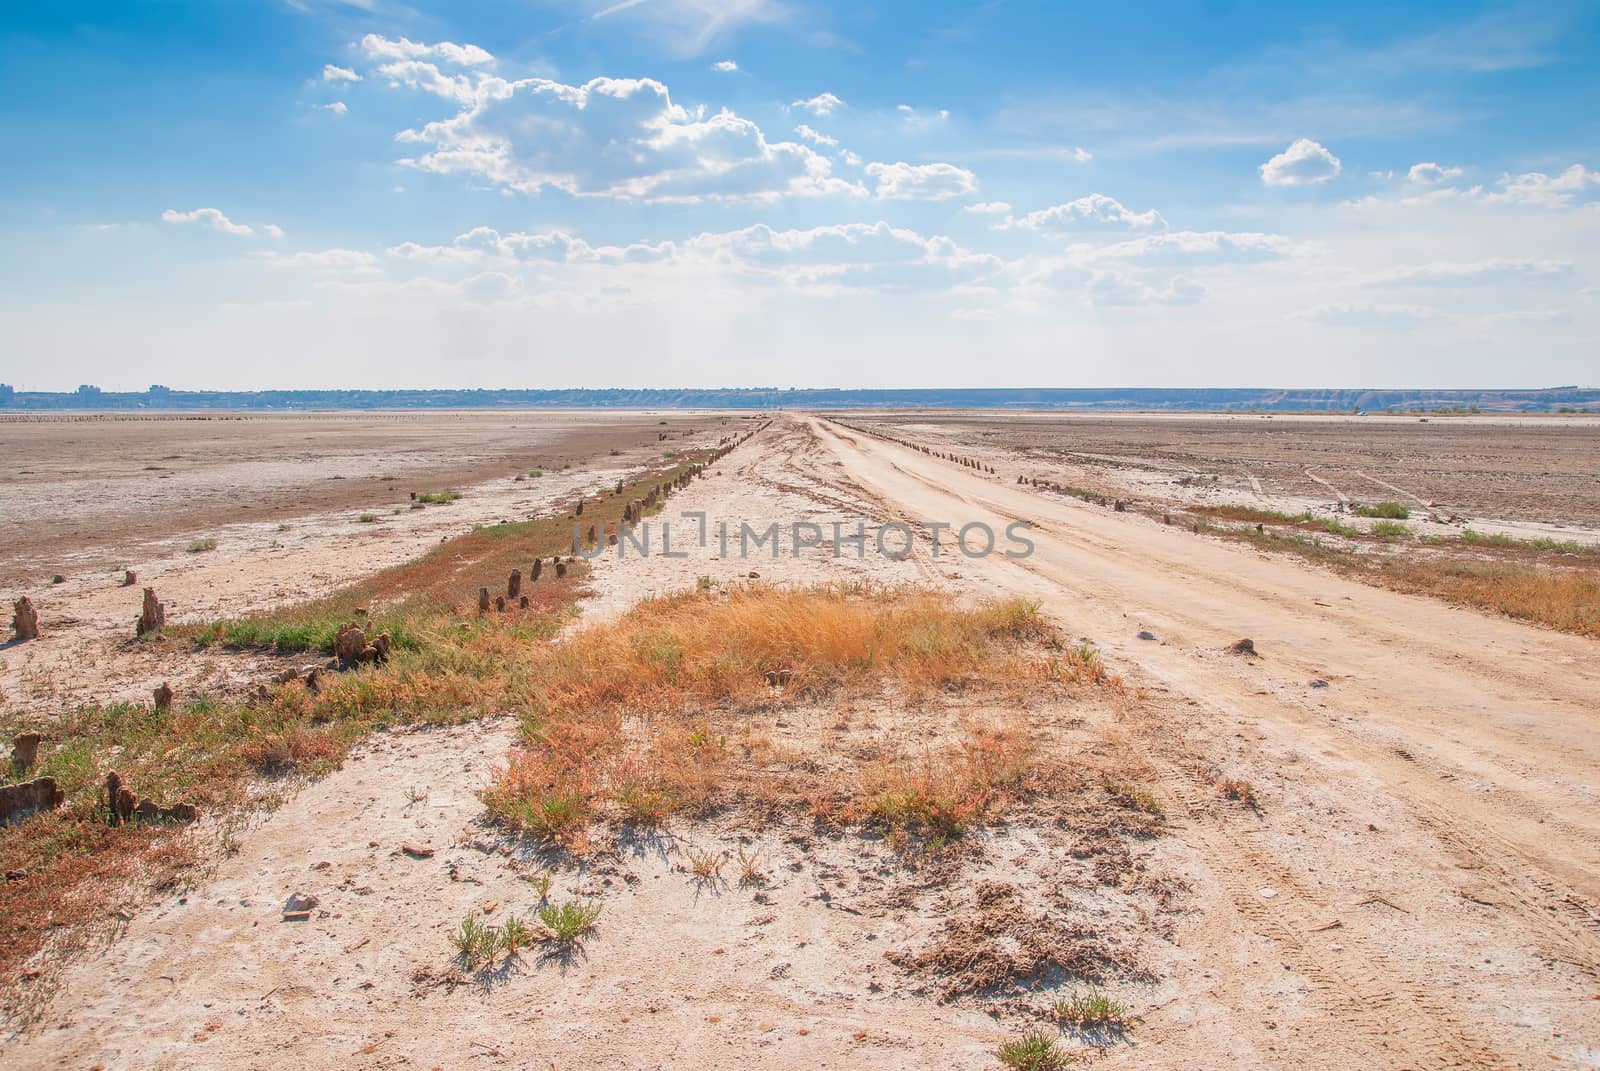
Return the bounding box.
[2,386,1597,413]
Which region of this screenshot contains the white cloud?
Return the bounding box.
[359,34,494,67]
[1001,194,1164,231]
[262,224,286,239]
[393,75,859,202]
[711,60,738,72]
[792,92,844,116]
[160,207,258,237]
[1086,230,1298,264]
[319,101,349,115]
[684,221,1000,290]
[376,60,477,103]
[964,201,1012,215]
[1260,138,1342,186]
[864,161,976,201]
[1487,164,1600,207]
[1369,257,1572,286]
[793,124,837,147]
[1296,303,1440,326]
[1408,162,1462,185]
[897,104,950,124]
[322,64,361,82]
[1088,271,1205,308]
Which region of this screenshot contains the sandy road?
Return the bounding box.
[807,416,1600,1069]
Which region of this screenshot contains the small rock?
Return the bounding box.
[1227,638,1257,656]
[1136,630,1157,641]
[282,892,319,920]
[51,575,65,585]
[1310,679,1329,689]
[401,843,435,859]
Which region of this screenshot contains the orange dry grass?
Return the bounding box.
[1376,559,1600,638]
[482,586,1067,842]
[517,584,1050,720]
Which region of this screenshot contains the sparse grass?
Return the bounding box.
[995,1028,1071,1070]
[1456,529,1600,558]
[521,870,554,900]
[1101,776,1163,816]
[1192,510,1600,639]
[1355,501,1410,519]
[186,537,218,553]
[415,490,461,504]
[450,912,500,967]
[1053,987,1131,1030]
[681,844,727,882]
[528,469,542,478]
[1216,777,1256,807]
[537,899,601,946]
[735,845,766,886]
[358,513,378,523]
[4,451,725,1028]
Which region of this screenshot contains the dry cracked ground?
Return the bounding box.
[2,411,1598,1070]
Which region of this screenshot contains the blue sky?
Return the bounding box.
[2,0,1597,390]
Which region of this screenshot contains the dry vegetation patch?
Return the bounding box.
[1186,510,1600,637]
[480,585,1104,843]
[0,451,731,1029]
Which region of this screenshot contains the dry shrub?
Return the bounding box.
[859,722,1034,834]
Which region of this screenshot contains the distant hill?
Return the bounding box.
[1,384,1596,413]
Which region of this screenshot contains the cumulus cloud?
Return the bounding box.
[393,75,858,202]
[1408,162,1462,185]
[1296,303,1440,326]
[712,60,738,72]
[375,59,478,103]
[792,92,844,116]
[1368,257,1572,286]
[864,161,976,201]
[964,201,1012,215]
[1260,138,1342,186]
[359,34,494,67]
[1000,194,1164,232]
[160,207,259,237]
[319,101,349,115]
[322,64,361,82]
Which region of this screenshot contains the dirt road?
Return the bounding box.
[809,416,1600,1069]
[7,414,1597,1070]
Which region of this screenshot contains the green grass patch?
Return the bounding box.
[1355,501,1410,519]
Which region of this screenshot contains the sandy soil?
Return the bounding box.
[0,416,740,710]
[840,410,1600,542]
[5,414,1599,1070]
[0,410,736,588]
